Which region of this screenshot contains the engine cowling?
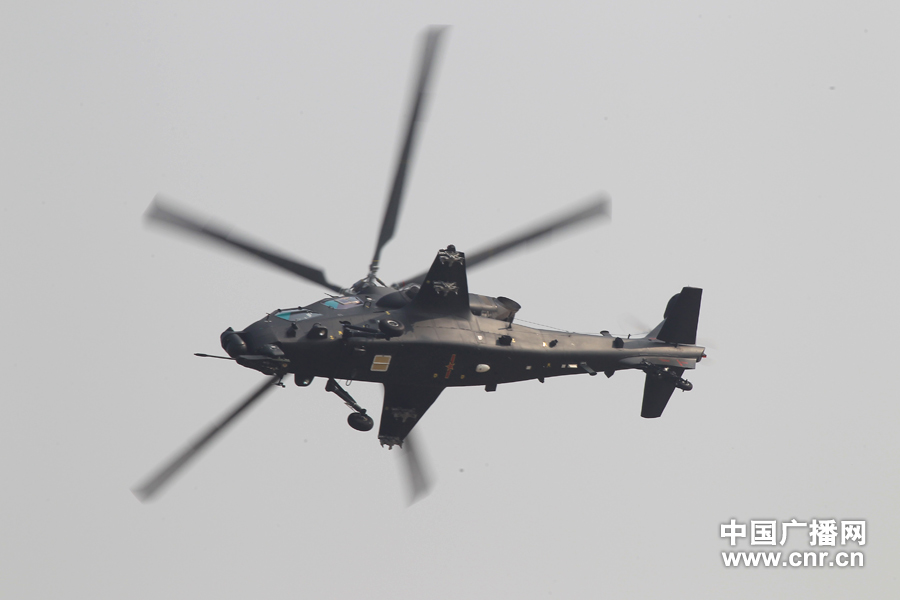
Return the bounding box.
[468,294,521,323]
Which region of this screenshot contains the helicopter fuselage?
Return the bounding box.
[226,284,704,391]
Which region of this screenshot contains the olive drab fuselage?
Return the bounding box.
[226,282,704,390]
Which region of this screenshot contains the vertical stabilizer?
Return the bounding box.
[654,287,702,345]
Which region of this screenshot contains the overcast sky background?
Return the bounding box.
[2,1,898,598]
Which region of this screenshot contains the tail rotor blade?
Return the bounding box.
[370,27,447,276]
[146,195,344,293]
[133,375,281,502]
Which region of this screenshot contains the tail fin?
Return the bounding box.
[641,287,703,418]
[648,287,702,345]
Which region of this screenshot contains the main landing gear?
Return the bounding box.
[325,378,374,431]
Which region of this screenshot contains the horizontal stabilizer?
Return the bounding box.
[640,370,681,418]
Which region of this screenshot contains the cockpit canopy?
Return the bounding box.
[321,296,363,309]
[274,308,323,322]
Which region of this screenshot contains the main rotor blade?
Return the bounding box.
[401,432,431,505]
[146,196,344,294]
[133,375,281,502]
[370,27,447,275]
[396,194,611,286]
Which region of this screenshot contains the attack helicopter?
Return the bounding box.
[134,28,704,502]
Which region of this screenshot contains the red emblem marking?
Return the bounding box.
[444,354,456,379]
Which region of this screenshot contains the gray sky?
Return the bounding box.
[2,1,898,598]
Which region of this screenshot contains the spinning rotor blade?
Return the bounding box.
[133,375,281,501]
[401,432,431,505]
[146,196,344,293]
[464,195,610,269]
[370,27,447,275]
[397,194,610,286]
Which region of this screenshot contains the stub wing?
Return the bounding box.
[409,246,470,315]
[378,384,444,448]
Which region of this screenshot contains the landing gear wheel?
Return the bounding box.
[348,412,374,432]
[379,319,405,338]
